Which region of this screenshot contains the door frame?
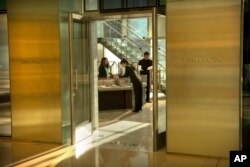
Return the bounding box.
[68,11,163,151]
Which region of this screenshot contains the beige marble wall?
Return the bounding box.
[7,0,62,143]
[166,0,241,157]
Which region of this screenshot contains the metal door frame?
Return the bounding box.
[68,11,164,150]
[68,13,92,144]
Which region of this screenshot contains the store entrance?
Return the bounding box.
[67,11,166,151]
[95,12,166,151]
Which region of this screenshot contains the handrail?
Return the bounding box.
[108,20,166,58]
[105,24,142,52]
[114,20,166,53]
[128,25,148,39]
[103,21,145,54]
[108,21,150,48]
[113,21,147,42]
[126,20,150,39]
[102,20,166,71]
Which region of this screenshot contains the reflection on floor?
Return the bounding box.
[0,139,60,167]
[0,99,230,167]
[0,101,60,167]
[99,102,153,152]
[12,100,229,167]
[57,147,229,167]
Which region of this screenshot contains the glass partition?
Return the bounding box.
[0,14,9,74]
[101,0,123,10]
[97,20,143,63]
[84,0,98,11]
[157,13,166,148]
[0,13,11,137]
[0,0,6,11]
[128,18,149,39]
[153,9,166,151]
[158,0,166,6]
[127,0,156,8]
[99,0,157,12]
[69,14,92,144]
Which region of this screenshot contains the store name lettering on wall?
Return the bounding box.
[182,56,222,64]
[18,58,58,65]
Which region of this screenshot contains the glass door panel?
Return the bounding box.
[69,13,92,144]
[157,12,166,150]
[152,7,166,151]
[0,13,11,137]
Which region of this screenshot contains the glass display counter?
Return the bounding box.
[98,78,146,110]
[98,78,132,110]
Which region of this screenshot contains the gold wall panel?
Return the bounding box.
[166,0,241,157]
[7,0,62,143]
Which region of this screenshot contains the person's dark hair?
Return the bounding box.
[100,57,109,68]
[120,59,129,65]
[120,59,136,70]
[144,51,150,56]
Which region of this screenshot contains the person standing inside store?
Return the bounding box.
[98,57,110,78]
[118,59,142,112]
[138,51,152,103]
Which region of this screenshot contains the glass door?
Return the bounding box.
[0,13,11,137]
[152,7,166,151]
[69,13,92,144]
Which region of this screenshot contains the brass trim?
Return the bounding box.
[68,13,75,145]
[152,7,158,151]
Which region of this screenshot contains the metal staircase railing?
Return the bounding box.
[120,20,167,93]
[112,20,166,57]
[97,20,166,93]
[102,21,144,61]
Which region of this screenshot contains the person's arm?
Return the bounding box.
[119,72,128,78]
[119,66,130,78]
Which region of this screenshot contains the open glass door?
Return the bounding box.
[0,13,11,137]
[152,7,167,151]
[69,13,92,144]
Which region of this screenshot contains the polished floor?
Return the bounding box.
[0,102,60,167]
[2,101,229,167]
[56,148,229,167]
[0,138,60,167]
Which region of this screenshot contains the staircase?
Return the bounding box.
[97,19,167,94]
[97,37,143,63]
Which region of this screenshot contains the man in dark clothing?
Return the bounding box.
[119,59,142,112]
[138,51,152,102]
